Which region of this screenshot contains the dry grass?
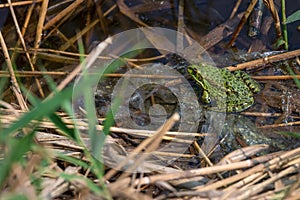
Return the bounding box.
[0,0,300,199]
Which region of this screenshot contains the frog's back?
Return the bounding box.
[197,64,225,88]
[221,70,257,112]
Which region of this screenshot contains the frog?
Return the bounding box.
[187,64,261,112]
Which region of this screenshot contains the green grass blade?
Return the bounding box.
[1,86,73,137]
[48,113,76,139]
[286,9,300,24]
[277,131,300,138]
[54,152,91,169]
[0,132,35,187]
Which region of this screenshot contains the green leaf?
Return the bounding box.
[55,152,90,169]
[286,65,300,89]
[0,132,35,187]
[286,9,300,24]
[273,37,286,49]
[277,131,300,138]
[1,86,73,137]
[58,172,105,196]
[48,113,76,140]
[3,194,28,200]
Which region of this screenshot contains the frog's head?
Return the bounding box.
[187,65,204,82]
[188,65,211,104]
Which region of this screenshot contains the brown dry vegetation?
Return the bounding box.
[0,0,300,199]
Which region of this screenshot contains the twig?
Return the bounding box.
[7,0,45,97]
[236,163,300,199]
[94,0,108,36]
[59,17,102,51]
[263,0,282,39]
[258,120,300,129]
[226,48,300,71]
[0,0,42,8]
[229,0,243,19]
[106,113,180,185]
[0,32,28,110]
[0,70,68,77]
[227,0,258,47]
[54,36,112,93]
[252,75,300,80]
[11,1,35,61]
[195,147,300,192]
[32,0,49,64]
[43,0,84,30]
[197,12,244,50]
[193,141,224,180]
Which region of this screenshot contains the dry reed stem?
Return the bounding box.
[226,49,300,71]
[0,32,28,110]
[94,0,108,36]
[196,12,243,50]
[43,0,84,30]
[193,141,225,180]
[117,0,149,27]
[153,147,298,188]
[59,18,100,51]
[242,111,297,117]
[264,0,282,38]
[258,120,300,129]
[109,54,143,69]
[0,0,43,8]
[44,10,79,51]
[56,28,78,51]
[55,3,116,52]
[227,0,258,47]
[195,147,300,192]
[104,113,180,181]
[53,36,112,93]
[217,145,273,166]
[8,46,163,61]
[1,105,298,199]
[235,163,300,199]
[108,157,266,190]
[225,171,267,193]
[84,0,92,46]
[0,100,20,116]
[0,112,205,139]
[32,0,49,64]
[252,75,300,80]
[151,151,194,158]
[1,70,300,80]
[8,47,111,60]
[11,1,35,61]
[0,70,67,77]
[229,0,243,19]
[7,0,45,97]
[118,113,180,180]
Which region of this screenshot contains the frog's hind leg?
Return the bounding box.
[233,71,261,93]
[226,97,254,112]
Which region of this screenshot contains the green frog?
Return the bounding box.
[188,64,261,112]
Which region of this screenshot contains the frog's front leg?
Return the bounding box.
[201,90,211,104]
[194,79,211,104]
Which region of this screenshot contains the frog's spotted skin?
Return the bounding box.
[188,64,261,112]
